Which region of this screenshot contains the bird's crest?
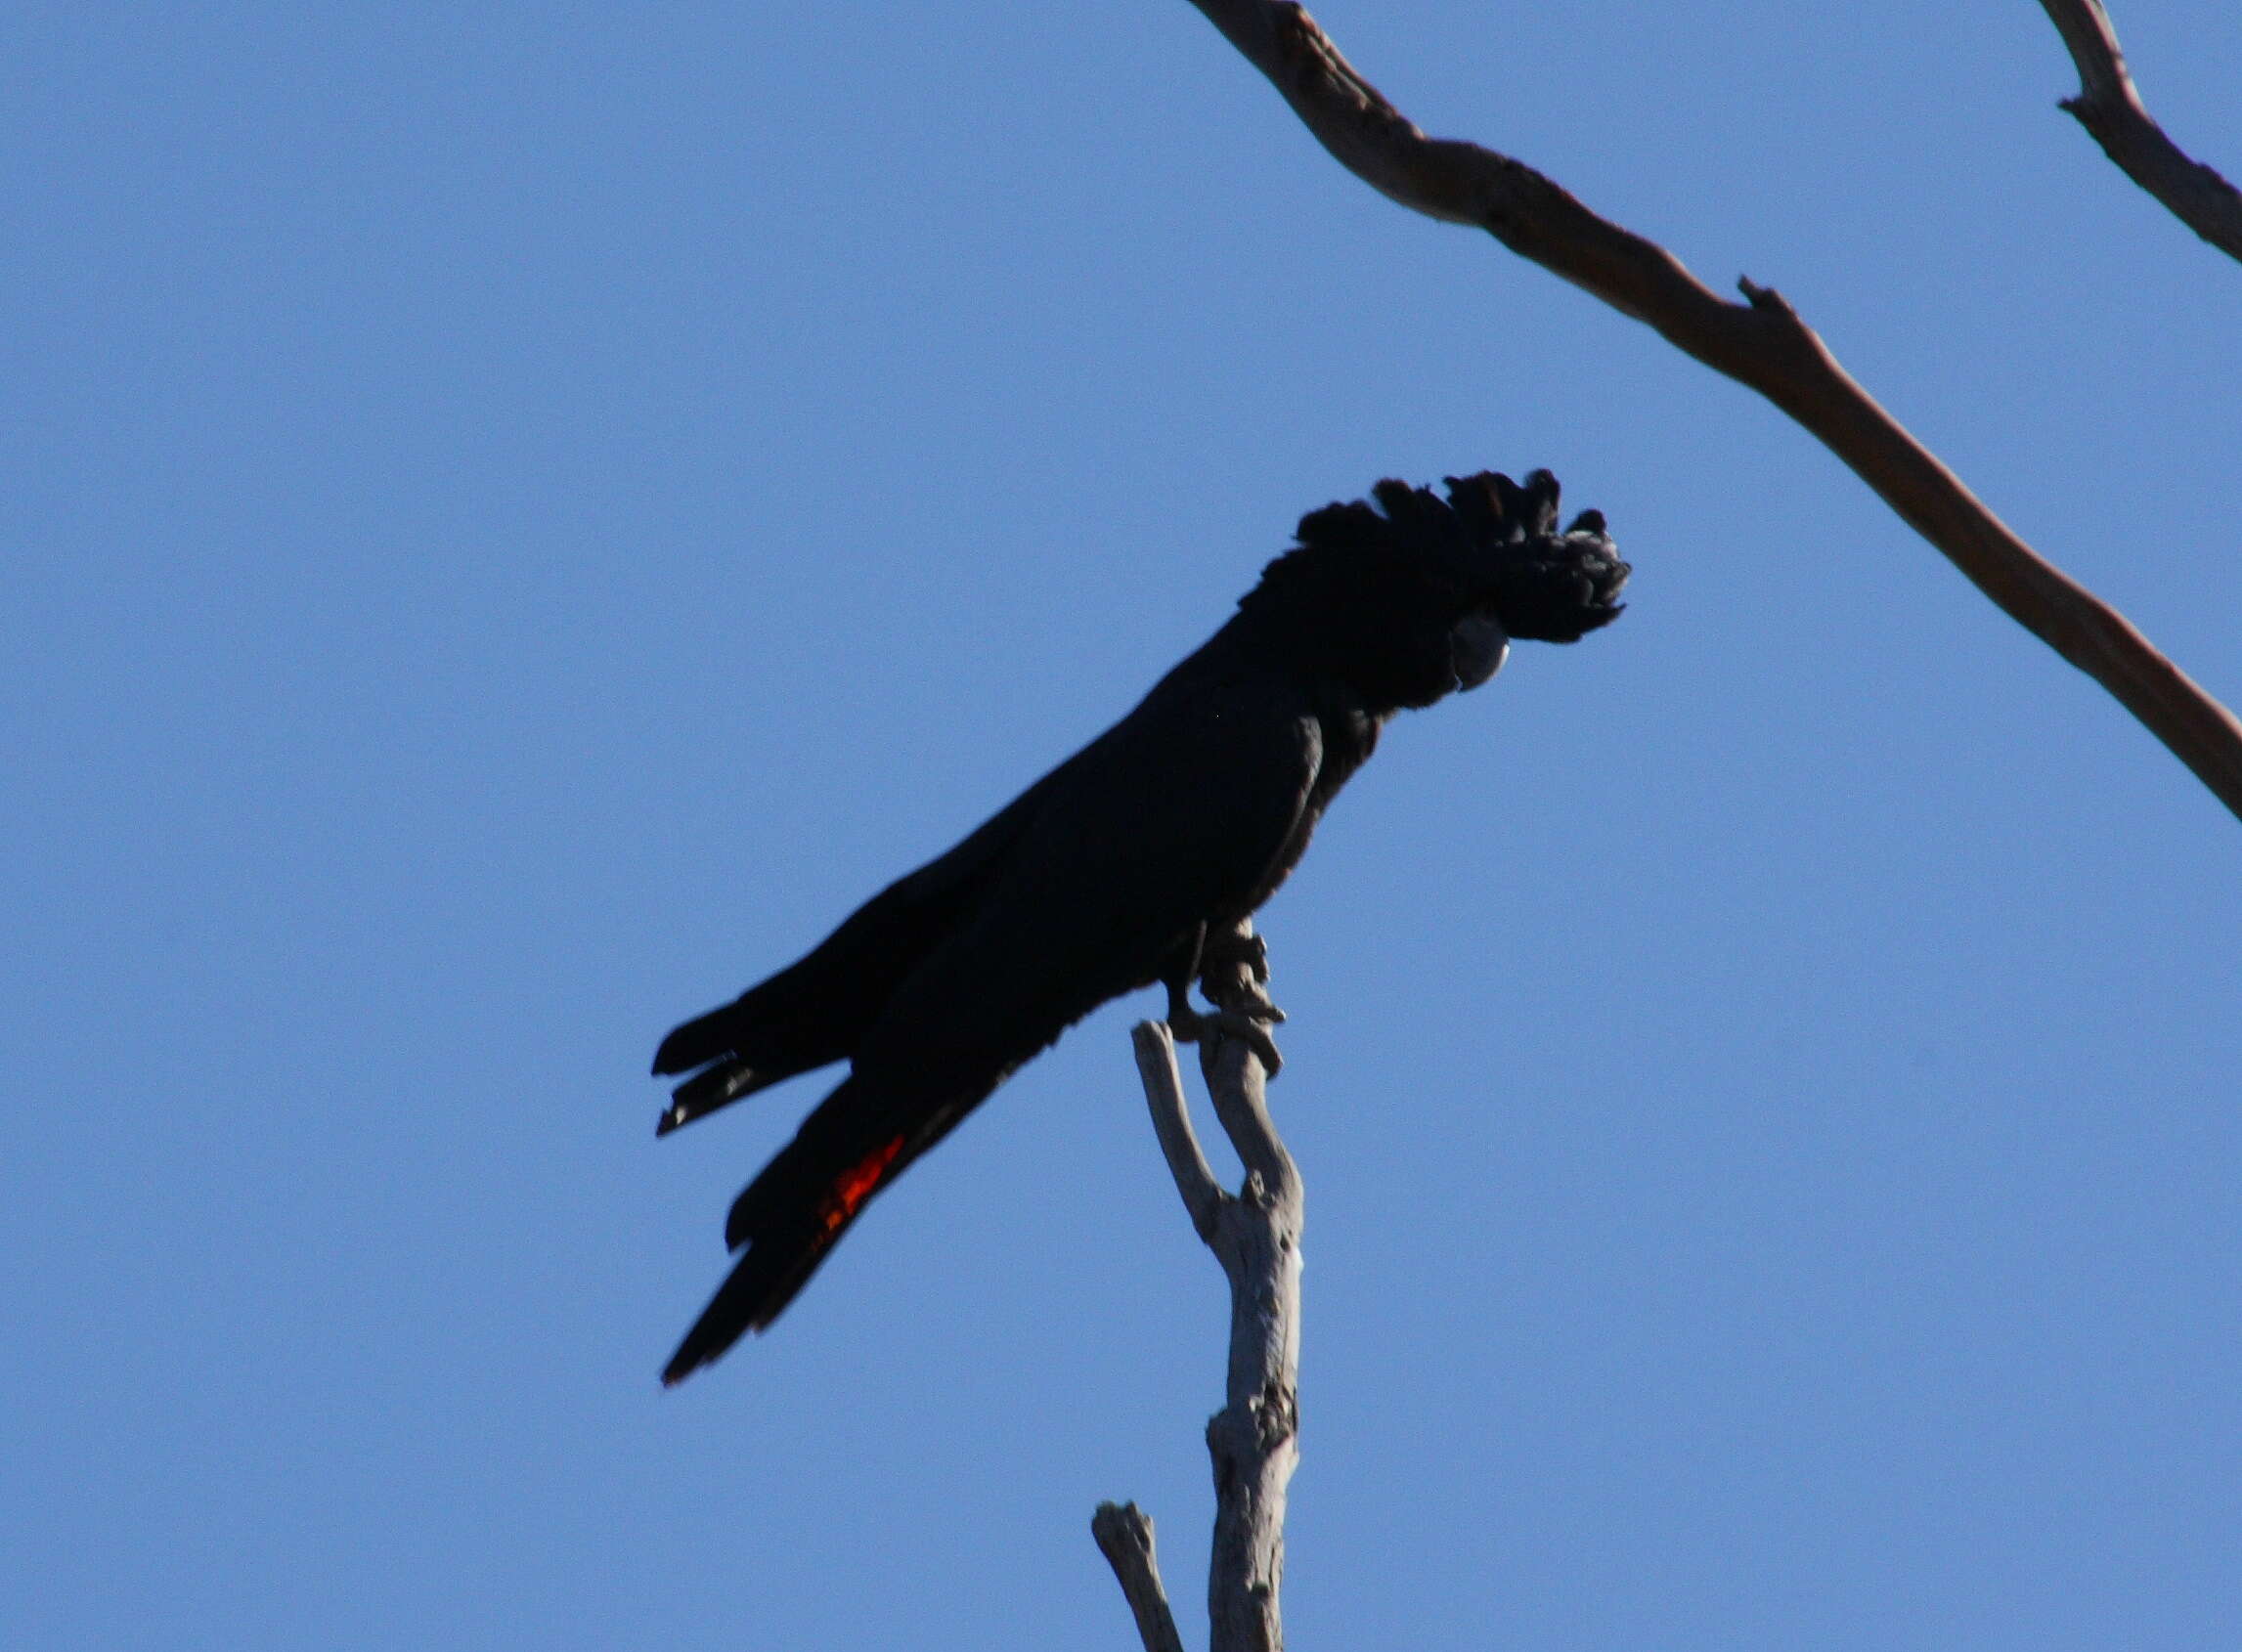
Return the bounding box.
[1296,469,1598,573]
[1272,469,1629,644]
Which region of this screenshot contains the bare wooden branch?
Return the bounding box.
[1103,920,1300,1652]
[1134,1021,1226,1240]
[1093,1501,1189,1652]
[1187,929,1303,1652]
[1180,0,2242,825]
[2038,0,2242,262]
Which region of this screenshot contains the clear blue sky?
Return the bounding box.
[8,4,2240,1648]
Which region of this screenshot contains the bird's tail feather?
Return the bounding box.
[651,996,762,1079]
[650,972,855,1135]
[655,1053,785,1137]
[660,1074,970,1385]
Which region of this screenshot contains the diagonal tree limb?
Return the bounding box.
[2037,0,2242,262]
[1179,0,2242,825]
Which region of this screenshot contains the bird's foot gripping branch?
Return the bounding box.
[1165,918,1289,1074]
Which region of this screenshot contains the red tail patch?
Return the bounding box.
[818,1134,905,1235]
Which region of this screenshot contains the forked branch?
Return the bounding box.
[1099,920,1300,1652]
[1179,0,2242,823]
[2037,0,2242,262]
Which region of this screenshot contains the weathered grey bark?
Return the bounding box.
[1092,1501,1190,1652]
[1176,0,2242,825]
[1098,920,1300,1652]
[2037,0,2242,262]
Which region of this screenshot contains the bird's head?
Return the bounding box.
[1241,468,1629,712]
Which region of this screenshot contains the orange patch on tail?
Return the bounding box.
[818,1134,905,1235]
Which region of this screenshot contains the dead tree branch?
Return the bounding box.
[1100,921,1299,1652]
[1092,1501,1190,1652]
[1178,0,2242,824]
[2037,0,2242,262]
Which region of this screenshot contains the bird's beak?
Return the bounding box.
[1449,609,1510,690]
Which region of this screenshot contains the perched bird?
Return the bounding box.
[651,468,1628,1383]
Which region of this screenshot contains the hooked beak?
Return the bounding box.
[1449,608,1510,691]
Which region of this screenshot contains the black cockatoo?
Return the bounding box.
[651,468,1627,1383]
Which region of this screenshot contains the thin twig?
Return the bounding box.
[1092,1501,1190,1652]
[1178,0,2242,824]
[2037,0,2242,262]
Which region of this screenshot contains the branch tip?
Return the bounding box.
[2036,0,2242,262]
[1091,1501,1186,1652]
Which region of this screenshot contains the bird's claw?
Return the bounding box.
[1165,1002,1286,1076]
[1201,924,1270,984]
